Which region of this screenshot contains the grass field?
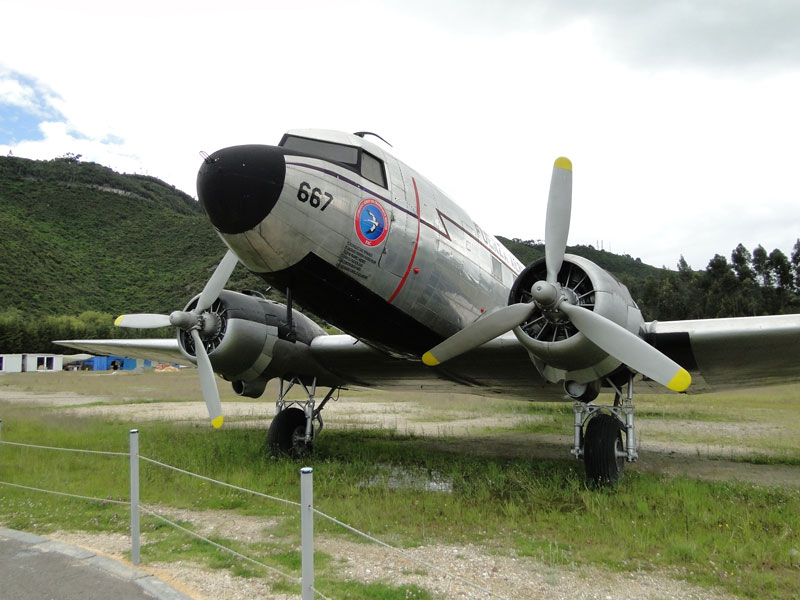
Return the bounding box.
[1,371,799,599]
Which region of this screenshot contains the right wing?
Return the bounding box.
[55,338,190,367]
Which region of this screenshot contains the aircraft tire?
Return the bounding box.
[267,407,313,458]
[583,413,625,486]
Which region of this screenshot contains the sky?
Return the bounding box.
[1,0,799,270]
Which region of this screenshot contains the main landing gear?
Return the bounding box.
[570,373,637,486]
[266,376,338,458]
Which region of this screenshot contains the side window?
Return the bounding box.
[491,255,503,282]
[361,151,387,188]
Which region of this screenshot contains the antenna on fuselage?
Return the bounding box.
[353,132,393,147]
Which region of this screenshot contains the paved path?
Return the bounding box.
[0,528,191,600]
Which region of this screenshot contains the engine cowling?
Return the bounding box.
[508,254,645,387]
[177,290,331,396]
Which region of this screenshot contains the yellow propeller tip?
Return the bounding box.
[422,352,440,367]
[667,368,691,392]
[211,415,224,429]
[554,157,572,171]
[114,315,125,327]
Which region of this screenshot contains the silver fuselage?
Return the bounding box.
[211,130,523,358]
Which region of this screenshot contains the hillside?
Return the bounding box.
[0,155,264,316]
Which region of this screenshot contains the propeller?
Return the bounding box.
[422,158,691,393]
[114,249,240,427]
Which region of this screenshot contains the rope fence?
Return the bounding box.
[0,421,507,600]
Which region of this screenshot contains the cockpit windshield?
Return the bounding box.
[281,136,359,166]
[280,134,387,188]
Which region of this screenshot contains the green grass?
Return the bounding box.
[1,374,799,598]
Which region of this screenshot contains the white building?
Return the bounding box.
[0,354,63,373]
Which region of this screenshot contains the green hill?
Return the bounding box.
[0,155,263,316]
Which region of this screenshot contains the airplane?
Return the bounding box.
[58,129,800,486]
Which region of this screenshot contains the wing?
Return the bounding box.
[645,314,800,392]
[55,338,190,367]
[55,314,800,397]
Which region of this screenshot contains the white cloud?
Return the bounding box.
[388,0,800,71]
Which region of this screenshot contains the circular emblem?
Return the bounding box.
[355,199,389,247]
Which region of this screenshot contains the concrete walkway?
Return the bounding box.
[0,528,192,600]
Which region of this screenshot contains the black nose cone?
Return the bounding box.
[197,145,286,234]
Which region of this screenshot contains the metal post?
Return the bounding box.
[0,419,3,443]
[129,429,140,565]
[300,467,314,600]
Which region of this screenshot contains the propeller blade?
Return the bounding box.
[190,329,224,428]
[423,302,537,366]
[195,249,239,314]
[114,314,172,329]
[545,157,572,283]
[559,303,691,392]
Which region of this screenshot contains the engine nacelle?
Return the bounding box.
[508,254,645,385]
[176,290,331,396]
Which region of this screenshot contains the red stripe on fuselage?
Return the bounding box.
[387,177,421,304]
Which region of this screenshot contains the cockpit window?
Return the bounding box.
[361,151,386,188]
[280,134,387,188]
[281,136,359,165]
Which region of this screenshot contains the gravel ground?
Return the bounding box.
[48,507,739,600]
[4,382,797,598]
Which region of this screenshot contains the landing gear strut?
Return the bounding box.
[267,376,338,458]
[571,373,637,486]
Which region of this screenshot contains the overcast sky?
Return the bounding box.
[2,0,798,270]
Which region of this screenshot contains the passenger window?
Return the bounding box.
[361,151,387,188]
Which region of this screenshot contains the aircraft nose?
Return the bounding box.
[197,145,286,234]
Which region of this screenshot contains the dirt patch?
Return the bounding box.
[48,509,738,600]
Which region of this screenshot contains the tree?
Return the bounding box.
[731,243,755,282]
[769,248,794,311]
[791,239,800,293]
[703,254,740,317]
[752,245,771,287]
[730,243,759,315]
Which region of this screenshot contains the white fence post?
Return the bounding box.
[130,429,140,565]
[300,467,314,600]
